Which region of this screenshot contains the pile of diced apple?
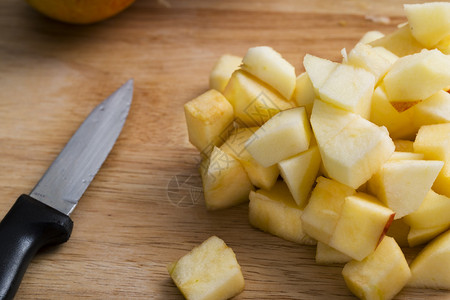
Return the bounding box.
[178,2,450,300]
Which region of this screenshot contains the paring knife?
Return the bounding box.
[0,79,133,300]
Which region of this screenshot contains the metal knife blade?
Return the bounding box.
[0,79,133,300]
[30,79,133,215]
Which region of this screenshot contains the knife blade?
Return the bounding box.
[0,79,133,300]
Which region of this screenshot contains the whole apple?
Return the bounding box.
[25,0,135,24]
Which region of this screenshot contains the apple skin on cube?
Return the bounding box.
[404,2,450,48]
[383,49,450,102]
[241,46,296,100]
[200,147,254,210]
[245,107,312,167]
[328,193,395,261]
[223,70,293,127]
[370,85,416,140]
[209,54,243,93]
[369,24,424,57]
[278,145,321,208]
[220,127,279,190]
[168,236,245,300]
[342,236,411,300]
[303,54,338,95]
[407,229,450,289]
[367,159,443,219]
[184,89,234,153]
[301,176,356,244]
[318,63,375,119]
[248,181,316,245]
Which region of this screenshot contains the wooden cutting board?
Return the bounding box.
[0,0,448,299]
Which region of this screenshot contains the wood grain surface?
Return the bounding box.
[0,0,448,299]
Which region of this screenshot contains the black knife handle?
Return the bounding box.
[0,194,73,300]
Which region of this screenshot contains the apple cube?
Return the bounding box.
[241,46,296,99]
[318,63,375,119]
[310,99,358,144]
[388,151,424,161]
[249,181,316,245]
[386,219,410,248]
[209,54,242,93]
[303,54,338,94]
[168,236,245,300]
[358,30,384,44]
[342,236,411,300]
[245,107,312,167]
[315,242,352,265]
[367,159,443,219]
[408,229,450,289]
[404,2,450,48]
[370,85,416,140]
[346,43,398,84]
[223,70,292,126]
[414,90,450,127]
[200,147,253,210]
[220,127,279,190]
[292,72,315,116]
[278,145,321,208]
[414,123,450,197]
[301,176,356,244]
[369,24,424,57]
[408,224,449,247]
[403,190,450,229]
[383,49,450,102]
[184,89,234,153]
[328,193,395,261]
[393,139,414,152]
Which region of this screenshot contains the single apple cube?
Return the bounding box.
[414,90,450,127]
[184,89,234,153]
[408,224,449,247]
[319,116,395,189]
[241,46,296,100]
[318,64,375,119]
[301,176,356,244]
[358,30,384,44]
[368,159,443,219]
[315,242,352,265]
[408,229,450,289]
[248,181,316,245]
[209,54,242,93]
[370,85,417,140]
[386,219,410,248]
[403,190,450,229]
[369,24,424,57]
[328,193,395,261]
[310,99,358,146]
[292,72,315,116]
[278,145,321,208]
[168,236,245,300]
[245,107,312,167]
[404,2,450,48]
[383,49,450,102]
[414,123,450,197]
[200,147,253,210]
[223,70,292,126]
[303,54,338,95]
[342,236,411,300]
[393,139,414,152]
[346,43,398,84]
[220,127,279,190]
